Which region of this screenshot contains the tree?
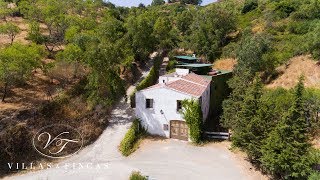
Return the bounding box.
[138,3,145,8]
[153,16,178,51]
[260,77,316,179]
[176,9,194,36]
[151,0,165,6]
[189,4,236,61]
[0,22,21,45]
[231,75,262,147]
[0,43,45,102]
[232,75,276,161]
[27,21,46,44]
[0,0,13,21]
[221,33,271,129]
[181,99,203,143]
[180,0,202,5]
[125,12,156,62]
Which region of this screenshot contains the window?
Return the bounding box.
[177,100,182,111]
[146,99,153,109]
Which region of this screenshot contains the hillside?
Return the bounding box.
[267,55,320,89]
[0,0,319,179]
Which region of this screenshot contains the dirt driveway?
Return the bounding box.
[10,132,266,180]
[126,139,265,180]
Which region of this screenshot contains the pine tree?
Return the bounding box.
[232,75,263,148]
[221,34,270,129]
[260,77,315,179]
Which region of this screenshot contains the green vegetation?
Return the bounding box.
[261,78,317,179]
[181,99,203,143]
[130,55,162,107]
[222,73,320,179]
[0,22,20,45]
[1,1,320,106]
[129,171,147,180]
[119,119,146,156]
[309,172,320,180]
[0,0,320,178]
[136,57,162,91]
[0,43,45,102]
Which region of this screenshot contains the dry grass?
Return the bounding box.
[266,55,320,89]
[213,58,237,70]
[252,22,265,34]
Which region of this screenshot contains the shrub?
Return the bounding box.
[221,42,239,58]
[181,99,203,144]
[166,60,177,71]
[288,21,310,35]
[241,0,258,14]
[136,67,157,91]
[129,171,147,180]
[119,119,146,156]
[0,123,34,162]
[309,172,320,180]
[273,1,297,18]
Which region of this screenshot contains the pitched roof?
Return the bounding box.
[140,73,210,97]
[182,73,211,86]
[166,79,207,97]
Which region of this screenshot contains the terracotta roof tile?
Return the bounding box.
[166,79,208,97]
[182,73,211,86]
[140,73,210,97]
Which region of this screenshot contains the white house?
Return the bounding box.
[135,69,211,141]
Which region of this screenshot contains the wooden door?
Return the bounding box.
[170,120,188,141]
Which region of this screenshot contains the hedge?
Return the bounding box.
[119,119,145,156]
[130,55,162,108]
[166,60,177,72]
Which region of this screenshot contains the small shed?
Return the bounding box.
[176,63,213,75]
[174,56,200,64]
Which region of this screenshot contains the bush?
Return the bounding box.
[119,119,146,156]
[136,67,157,91]
[288,21,310,35]
[273,1,297,18]
[166,60,177,72]
[221,42,239,58]
[0,123,35,163]
[129,171,147,180]
[241,0,258,14]
[309,172,320,180]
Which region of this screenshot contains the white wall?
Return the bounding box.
[135,84,211,138]
[175,68,189,76]
[135,87,193,138]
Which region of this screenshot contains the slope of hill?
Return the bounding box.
[267,55,320,89]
